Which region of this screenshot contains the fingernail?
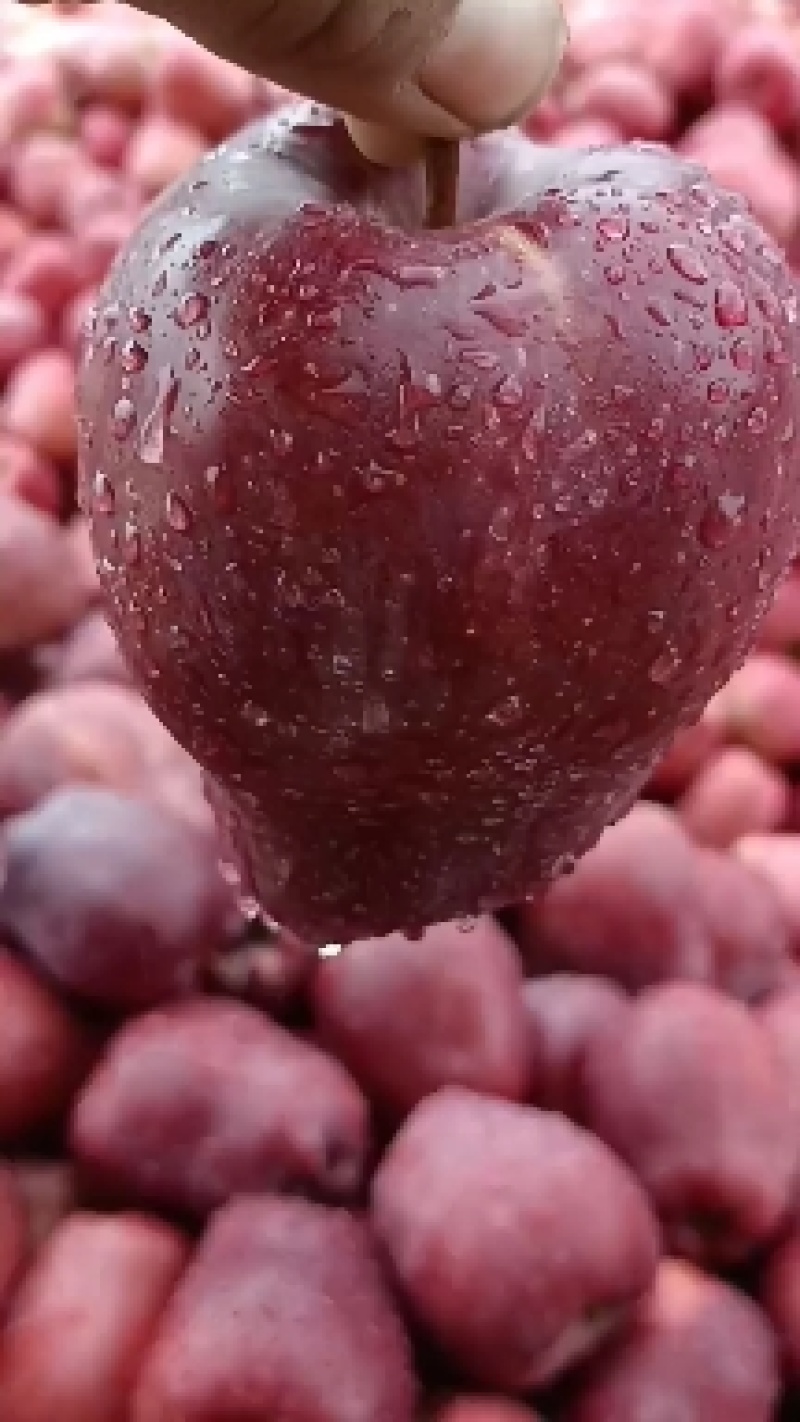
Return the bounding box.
[422,0,568,133]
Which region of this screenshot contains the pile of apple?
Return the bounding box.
[541,0,800,258]
[2,1,800,1420]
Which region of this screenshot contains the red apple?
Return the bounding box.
[522,973,629,1119]
[706,655,800,764]
[77,107,800,943]
[759,987,800,1136]
[694,849,795,1005]
[133,1197,418,1422]
[759,1228,800,1384]
[559,64,675,142]
[645,718,723,800]
[371,1087,660,1392]
[71,998,370,1216]
[561,1258,780,1422]
[0,1212,188,1422]
[510,805,715,991]
[678,747,789,848]
[311,917,531,1121]
[716,23,800,136]
[579,984,799,1266]
[0,950,95,1147]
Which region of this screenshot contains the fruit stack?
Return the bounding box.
[541,0,800,254]
[0,2,799,1420]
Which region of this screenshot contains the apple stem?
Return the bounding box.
[425,139,460,229]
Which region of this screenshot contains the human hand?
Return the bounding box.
[119,0,568,160]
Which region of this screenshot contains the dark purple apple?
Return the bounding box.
[77,105,800,943]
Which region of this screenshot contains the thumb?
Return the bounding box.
[349,0,569,162]
[133,0,568,153]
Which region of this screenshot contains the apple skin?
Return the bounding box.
[77,104,800,943]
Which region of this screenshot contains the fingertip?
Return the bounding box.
[422,0,568,133]
[343,119,428,166]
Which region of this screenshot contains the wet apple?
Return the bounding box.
[78,106,800,942]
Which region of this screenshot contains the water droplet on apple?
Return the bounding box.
[165,492,191,533]
[363,696,391,733]
[764,330,787,366]
[351,257,444,290]
[649,648,682,685]
[707,380,729,405]
[399,369,443,417]
[755,284,781,321]
[138,368,181,466]
[271,428,295,457]
[386,427,419,453]
[731,338,754,372]
[308,305,342,332]
[175,292,210,328]
[494,376,524,409]
[242,700,269,728]
[597,215,629,242]
[667,244,708,284]
[123,521,141,566]
[205,464,236,514]
[92,471,115,515]
[111,398,136,441]
[748,407,769,435]
[362,463,388,493]
[698,492,747,548]
[128,306,151,333]
[450,383,474,411]
[719,223,746,255]
[487,694,523,728]
[474,301,529,338]
[120,340,148,375]
[308,367,369,427]
[647,300,672,328]
[604,264,626,286]
[551,853,578,880]
[238,894,263,924]
[715,282,748,329]
[522,406,546,459]
[461,349,500,371]
[668,453,695,488]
